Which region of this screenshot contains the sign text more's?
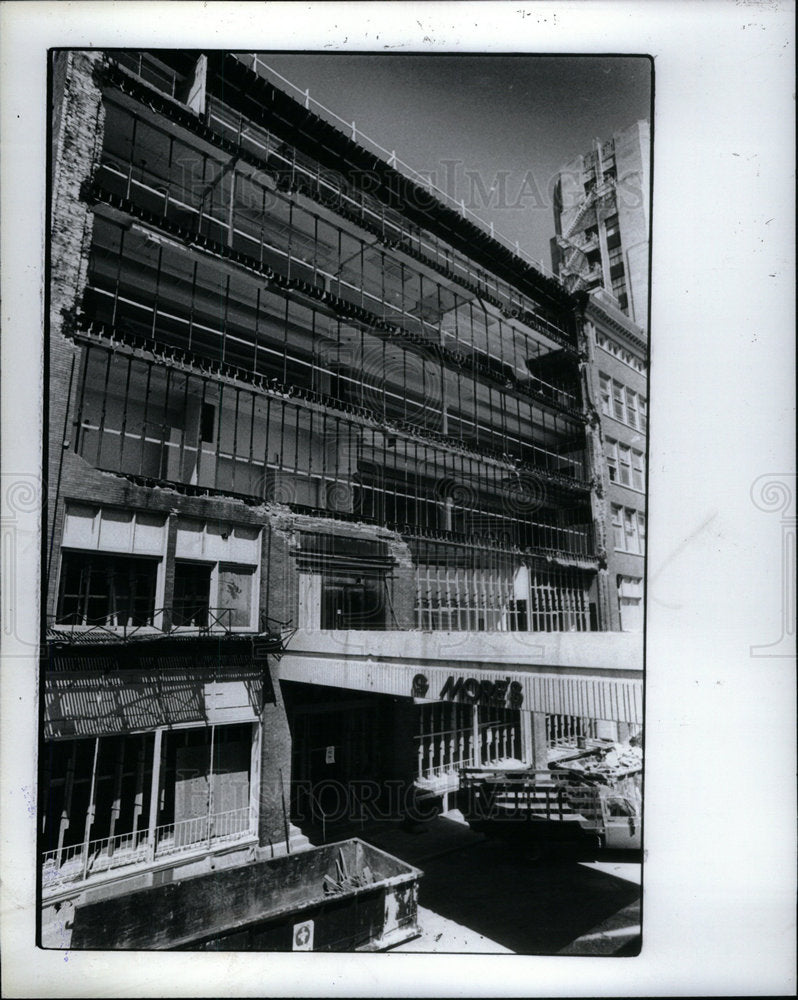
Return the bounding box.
[412,673,523,708]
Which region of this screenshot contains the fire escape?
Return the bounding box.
[555,141,617,296]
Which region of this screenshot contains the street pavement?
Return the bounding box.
[341,810,642,955]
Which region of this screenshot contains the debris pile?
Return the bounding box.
[557,742,643,784]
[322,849,376,895]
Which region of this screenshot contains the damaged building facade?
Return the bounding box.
[42,50,643,941]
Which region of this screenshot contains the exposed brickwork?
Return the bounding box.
[582,305,647,632]
[257,659,293,848]
[576,313,613,629]
[47,48,107,612]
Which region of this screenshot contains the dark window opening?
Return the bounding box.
[508,599,528,632]
[610,261,625,279]
[200,403,216,442]
[172,561,212,627]
[321,574,385,630]
[56,552,158,627]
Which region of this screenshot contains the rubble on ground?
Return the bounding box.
[555,741,643,784]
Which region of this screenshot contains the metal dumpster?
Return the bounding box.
[68,838,423,952]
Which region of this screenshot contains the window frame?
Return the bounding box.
[617,443,632,486]
[56,505,168,630]
[612,381,626,422]
[171,557,259,631]
[605,438,618,482]
[612,504,646,554]
[632,449,645,491]
[56,549,161,628]
[599,372,611,416]
[611,504,624,550]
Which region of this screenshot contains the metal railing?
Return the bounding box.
[106,51,574,340]
[243,57,560,281]
[41,805,254,894]
[47,608,286,641]
[416,728,474,781]
[546,715,598,749]
[415,719,519,782]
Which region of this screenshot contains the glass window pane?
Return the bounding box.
[217,564,255,627]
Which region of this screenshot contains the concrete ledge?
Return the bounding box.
[285,628,643,674]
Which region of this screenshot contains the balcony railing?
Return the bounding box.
[546,715,599,749]
[415,719,521,786]
[41,806,254,895]
[102,54,577,353]
[46,609,287,641]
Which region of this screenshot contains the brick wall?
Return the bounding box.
[47,49,106,611]
[257,659,293,848]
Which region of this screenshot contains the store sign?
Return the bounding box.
[412,672,523,708]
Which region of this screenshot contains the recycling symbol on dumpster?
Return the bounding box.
[293,919,314,951]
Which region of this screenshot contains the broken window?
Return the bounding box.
[172,560,256,630]
[40,734,155,866]
[171,519,260,630]
[56,552,159,627]
[217,565,255,628]
[41,723,254,886]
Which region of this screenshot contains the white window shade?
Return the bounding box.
[618,576,643,599]
[63,504,167,555]
[175,519,260,563]
[618,575,644,632]
[62,503,98,548]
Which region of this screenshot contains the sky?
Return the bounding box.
[261,54,652,270]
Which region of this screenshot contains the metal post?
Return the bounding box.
[147,728,163,861]
[207,724,215,848]
[471,705,481,768]
[81,738,100,881]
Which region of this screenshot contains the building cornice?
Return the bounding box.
[579,290,648,356]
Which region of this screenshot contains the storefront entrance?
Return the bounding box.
[284,685,385,826]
